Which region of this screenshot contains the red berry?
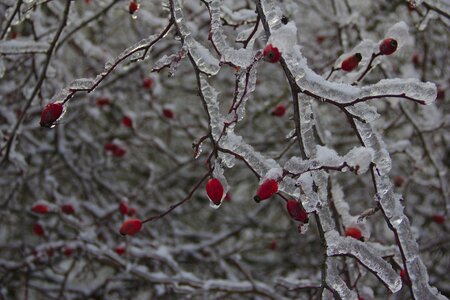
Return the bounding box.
[225,192,232,202]
[431,214,445,225]
[10,31,18,39]
[316,35,325,44]
[412,53,420,66]
[286,200,309,222]
[272,104,286,117]
[121,116,133,128]
[341,53,362,72]
[268,240,278,251]
[96,97,110,107]
[119,219,142,236]
[345,227,363,241]
[33,223,45,237]
[263,44,281,63]
[119,201,129,215]
[127,207,137,217]
[400,269,411,286]
[393,175,405,187]
[358,297,365,300]
[40,103,64,128]
[206,178,224,205]
[46,248,54,257]
[379,38,398,55]
[143,77,153,89]
[162,108,174,119]
[84,0,92,3]
[437,89,445,101]
[129,0,139,14]
[63,247,73,257]
[113,146,126,158]
[104,142,118,152]
[254,179,278,202]
[31,204,49,215]
[115,246,126,255]
[61,204,75,214]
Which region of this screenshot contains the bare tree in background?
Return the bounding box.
[0,0,449,299]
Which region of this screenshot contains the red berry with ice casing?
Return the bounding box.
[263,44,281,63]
[206,178,224,205]
[341,53,362,72]
[40,103,64,128]
[254,179,278,202]
[380,38,398,55]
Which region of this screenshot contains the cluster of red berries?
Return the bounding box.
[339,38,398,73]
[31,203,76,237]
[119,201,137,217]
[31,246,75,260]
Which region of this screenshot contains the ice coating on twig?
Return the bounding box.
[326,230,402,292]
[0,40,49,54]
[326,258,358,299]
[199,75,224,140]
[209,0,256,67]
[172,0,220,75]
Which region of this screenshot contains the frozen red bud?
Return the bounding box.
[61,204,75,214]
[345,227,363,241]
[254,179,278,202]
[286,200,309,223]
[400,269,411,286]
[119,201,129,215]
[431,214,445,225]
[379,38,398,55]
[120,219,142,236]
[341,53,362,72]
[393,175,405,187]
[115,246,126,255]
[122,116,133,128]
[206,178,224,205]
[129,0,139,14]
[40,102,64,128]
[113,146,126,158]
[162,108,174,119]
[263,44,281,63]
[63,247,73,257]
[31,204,49,214]
[96,97,110,107]
[33,223,45,237]
[143,77,153,89]
[272,104,286,117]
